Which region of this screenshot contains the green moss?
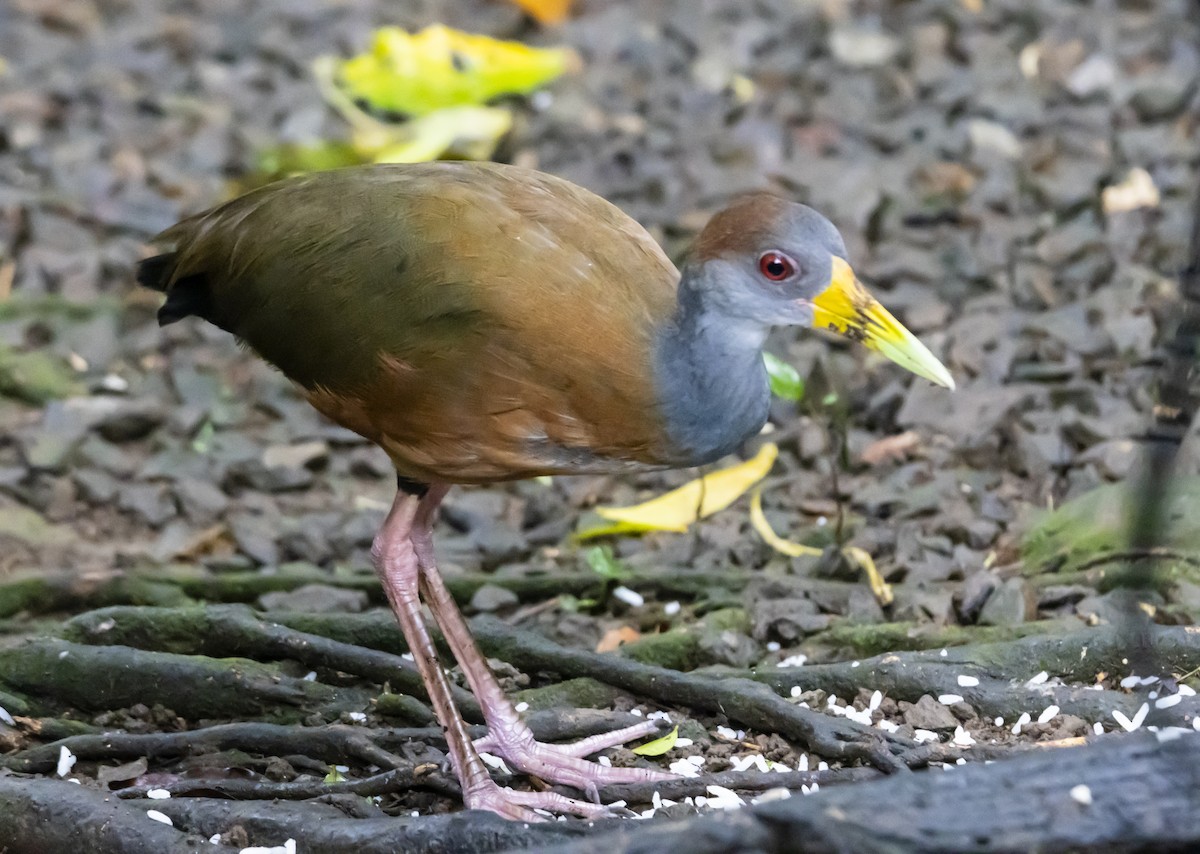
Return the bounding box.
[1020,477,1200,589]
[0,345,82,404]
[514,677,622,711]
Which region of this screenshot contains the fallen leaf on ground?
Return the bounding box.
[632,725,679,756]
[860,430,921,465]
[749,488,822,558]
[331,24,579,117]
[509,0,572,24]
[596,625,640,653]
[577,442,778,538]
[845,546,894,607]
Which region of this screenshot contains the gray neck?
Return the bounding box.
[652,266,771,466]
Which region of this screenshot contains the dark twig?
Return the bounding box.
[116,764,462,801]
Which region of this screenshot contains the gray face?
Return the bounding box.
[696,203,848,328]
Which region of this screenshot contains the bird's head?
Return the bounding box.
[690,193,955,389]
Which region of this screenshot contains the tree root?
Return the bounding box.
[534,733,1200,853]
[115,763,462,801]
[592,766,881,804]
[734,623,1200,727]
[0,637,370,723]
[62,604,478,723]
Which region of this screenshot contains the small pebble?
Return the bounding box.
[957,675,980,688]
[514,702,529,712]
[664,601,681,616]
[146,789,171,800]
[1155,694,1182,709]
[1069,784,1093,806]
[1026,671,1049,686]
[146,810,173,827]
[778,654,808,668]
[1011,712,1032,735]
[938,694,964,706]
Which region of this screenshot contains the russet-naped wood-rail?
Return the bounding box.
[138,161,953,821]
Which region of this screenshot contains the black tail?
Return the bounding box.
[137,253,218,328]
[136,253,175,293]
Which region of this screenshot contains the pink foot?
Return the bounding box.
[464,777,613,821]
[474,719,675,798]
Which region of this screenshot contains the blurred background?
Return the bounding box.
[1,0,1198,651]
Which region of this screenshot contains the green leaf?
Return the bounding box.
[191,420,215,454]
[584,545,631,581]
[763,352,804,401]
[558,594,598,612]
[631,725,678,756]
[324,766,347,784]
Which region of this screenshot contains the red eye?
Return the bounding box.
[758,251,796,282]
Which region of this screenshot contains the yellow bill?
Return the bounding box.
[811,257,955,389]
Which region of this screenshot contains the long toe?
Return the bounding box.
[481,739,676,792]
[474,719,662,760]
[464,780,615,821]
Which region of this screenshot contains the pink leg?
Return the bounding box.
[411,486,675,798]
[372,489,608,821]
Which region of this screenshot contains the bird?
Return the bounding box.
[137,161,953,821]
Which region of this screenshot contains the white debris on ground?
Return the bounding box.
[611,586,644,608]
[238,840,297,854]
[478,752,512,774]
[56,746,76,777]
[145,810,172,826]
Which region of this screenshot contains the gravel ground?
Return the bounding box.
[2,0,1199,837]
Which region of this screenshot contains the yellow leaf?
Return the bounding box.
[365,106,513,164]
[310,56,514,165]
[631,726,678,756]
[845,546,894,607]
[510,0,572,24]
[330,24,579,117]
[580,443,778,537]
[749,488,822,558]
